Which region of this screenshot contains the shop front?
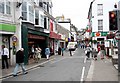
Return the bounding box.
[21,23,49,64]
[0,24,16,65]
[49,31,61,56]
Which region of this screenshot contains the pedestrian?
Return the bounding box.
[29,45,35,60]
[92,48,98,60]
[13,48,28,77]
[34,48,39,63]
[100,44,105,60]
[45,46,50,60]
[37,47,42,60]
[85,45,92,60]
[61,46,64,56]
[0,45,9,69]
[69,49,72,56]
[58,46,61,55]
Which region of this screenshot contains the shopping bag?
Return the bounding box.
[85,50,87,54]
[38,54,41,59]
[97,51,101,56]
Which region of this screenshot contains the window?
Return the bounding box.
[47,2,49,13]
[98,20,103,31]
[39,2,43,7]
[6,1,11,14]
[40,15,44,27]
[22,2,27,20]
[35,10,39,25]
[0,1,11,15]
[0,2,4,14]
[43,3,47,11]
[97,4,103,16]
[29,6,34,23]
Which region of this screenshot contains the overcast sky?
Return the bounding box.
[52,0,93,30]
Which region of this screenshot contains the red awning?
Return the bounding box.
[50,31,61,40]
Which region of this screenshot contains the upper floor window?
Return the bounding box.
[22,2,27,20]
[40,15,44,27]
[39,2,43,7]
[0,2,4,14]
[43,3,47,11]
[97,4,103,16]
[0,1,11,15]
[6,1,11,14]
[98,19,103,31]
[35,10,39,25]
[29,5,34,23]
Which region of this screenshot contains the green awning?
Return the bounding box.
[0,24,16,32]
[91,32,108,37]
[28,29,49,37]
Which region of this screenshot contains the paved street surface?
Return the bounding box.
[1,47,119,82]
[2,48,91,81]
[85,54,118,82]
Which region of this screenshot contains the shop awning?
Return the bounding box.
[0,24,16,33]
[28,34,45,40]
[50,31,61,40]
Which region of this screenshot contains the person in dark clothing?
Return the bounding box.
[13,48,28,77]
[58,47,61,55]
[61,46,64,56]
[69,49,72,56]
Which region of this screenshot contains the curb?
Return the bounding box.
[0,57,55,79]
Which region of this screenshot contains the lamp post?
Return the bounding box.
[117,10,120,76]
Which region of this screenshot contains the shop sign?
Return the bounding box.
[12,36,17,42]
[50,31,61,39]
[115,31,120,40]
[2,38,8,43]
[96,32,101,36]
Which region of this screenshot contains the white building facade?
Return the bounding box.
[91,0,119,50]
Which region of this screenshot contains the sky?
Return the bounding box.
[52,0,93,30]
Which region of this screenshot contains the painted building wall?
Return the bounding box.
[92,0,119,32]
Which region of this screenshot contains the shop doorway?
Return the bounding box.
[28,38,46,59]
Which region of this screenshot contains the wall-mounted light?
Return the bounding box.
[16,2,22,8]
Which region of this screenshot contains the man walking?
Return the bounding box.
[13,48,28,77]
[1,45,9,69]
[45,46,50,60]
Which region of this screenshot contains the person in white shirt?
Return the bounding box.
[1,45,9,69]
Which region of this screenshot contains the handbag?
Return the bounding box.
[38,54,41,59]
[85,50,87,54]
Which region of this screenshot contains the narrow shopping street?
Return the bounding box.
[0,0,120,82]
[2,48,91,81]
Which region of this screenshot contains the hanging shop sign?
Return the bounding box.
[96,32,101,36]
[115,31,120,40]
[2,37,8,43]
[12,36,18,42]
